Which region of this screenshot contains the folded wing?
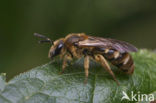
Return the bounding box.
[78,36,138,53]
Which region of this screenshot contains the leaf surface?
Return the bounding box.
[0,49,156,103]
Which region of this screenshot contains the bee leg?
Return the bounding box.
[84,55,89,84]
[59,54,72,74]
[95,54,120,85]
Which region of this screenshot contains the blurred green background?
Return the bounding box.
[0,0,156,80]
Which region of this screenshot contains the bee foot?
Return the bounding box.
[59,71,64,75]
[83,77,88,84]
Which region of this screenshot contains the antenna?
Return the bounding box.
[34,33,53,45]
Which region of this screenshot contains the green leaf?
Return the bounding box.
[0,49,156,103]
[0,73,6,92]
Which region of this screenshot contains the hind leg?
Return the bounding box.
[84,55,90,84]
[94,54,120,85]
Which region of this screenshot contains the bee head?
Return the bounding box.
[48,39,64,59]
[34,33,64,59]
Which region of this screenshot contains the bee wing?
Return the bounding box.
[78,36,138,53]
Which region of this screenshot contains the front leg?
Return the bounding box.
[60,54,72,74]
[84,55,89,84]
[94,54,120,85]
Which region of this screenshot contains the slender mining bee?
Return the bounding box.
[34,33,138,85]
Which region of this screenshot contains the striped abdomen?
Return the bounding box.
[95,48,134,74]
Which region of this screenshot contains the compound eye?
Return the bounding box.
[58,43,63,49]
[53,42,64,56]
[50,41,64,59]
[54,43,63,55]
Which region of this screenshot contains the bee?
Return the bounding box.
[34,33,138,85]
